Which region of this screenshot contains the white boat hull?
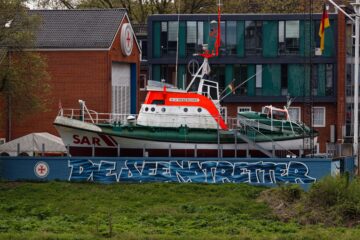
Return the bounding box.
[54,116,317,157]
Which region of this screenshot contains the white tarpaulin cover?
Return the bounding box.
[0,132,67,156]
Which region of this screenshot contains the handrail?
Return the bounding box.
[231,117,298,157]
[58,108,137,125]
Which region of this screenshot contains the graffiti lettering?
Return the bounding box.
[68,159,316,184]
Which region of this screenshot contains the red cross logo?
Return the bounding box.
[34,161,49,178]
[126,31,131,48]
[38,165,46,174]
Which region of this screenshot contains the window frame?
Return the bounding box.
[278,20,300,55]
[237,106,252,113]
[312,107,326,127]
[245,20,263,55]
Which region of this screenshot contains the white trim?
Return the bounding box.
[312,107,326,127]
[237,106,251,113]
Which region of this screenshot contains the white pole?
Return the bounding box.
[328,0,355,21]
[175,0,180,88]
[353,0,360,164]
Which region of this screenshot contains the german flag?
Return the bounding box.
[319,4,330,52]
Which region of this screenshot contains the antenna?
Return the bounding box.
[174,0,181,88]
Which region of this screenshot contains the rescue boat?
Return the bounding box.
[54,54,317,157]
[53,1,317,157]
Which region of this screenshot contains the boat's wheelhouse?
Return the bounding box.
[262,106,290,121]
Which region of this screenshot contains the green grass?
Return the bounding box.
[0,182,360,239]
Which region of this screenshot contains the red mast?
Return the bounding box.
[215,0,221,56]
[199,0,221,59]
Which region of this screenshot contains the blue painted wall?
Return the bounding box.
[0,157,352,187]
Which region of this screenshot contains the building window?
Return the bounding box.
[226,21,237,55]
[326,64,333,96]
[139,39,148,61]
[187,21,197,56]
[255,64,262,95]
[278,20,300,54]
[281,64,288,96]
[234,65,248,95]
[220,107,227,123]
[197,21,204,49]
[312,107,326,127]
[161,22,168,56]
[139,74,147,90]
[211,65,225,93]
[220,21,226,55]
[311,65,318,96]
[168,21,179,56]
[288,107,301,122]
[237,106,251,113]
[245,21,262,55]
[160,65,176,85]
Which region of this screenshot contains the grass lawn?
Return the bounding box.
[0,182,360,239]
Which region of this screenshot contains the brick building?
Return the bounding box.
[146,11,347,153]
[0,9,141,141]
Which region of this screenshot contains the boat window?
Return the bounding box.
[151,100,165,105]
[263,107,270,115]
[209,87,217,100]
[197,108,202,113]
[145,107,149,112]
[273,111,287,120]
[151,107,155,112]
[202,85,208,97]
[184,108,188,112]
[161,107,166,112]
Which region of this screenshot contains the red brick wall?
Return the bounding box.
[1,17,141,140]
[10,50,110,138]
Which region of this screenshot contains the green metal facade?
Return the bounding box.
[149,17,336,99]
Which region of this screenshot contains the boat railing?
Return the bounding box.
[226,117,297,157]
[58,108,137,125]
[227,117,305,134]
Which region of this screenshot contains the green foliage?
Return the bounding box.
[0,0,51,122]
[1,182,360,239]
[262,176,360,227]
[32,0,353,24]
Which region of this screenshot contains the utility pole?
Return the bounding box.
[353,0,360,171]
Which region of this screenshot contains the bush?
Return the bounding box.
[261,176,360,227]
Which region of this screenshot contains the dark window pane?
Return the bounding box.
[245,21,262,55]
[161,22,168,56]
[226,21,236,55]
[326,64,334,96]
[187,21,197,56]
[281,64,288,96]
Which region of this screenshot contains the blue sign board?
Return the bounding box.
[1,156,353,186]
